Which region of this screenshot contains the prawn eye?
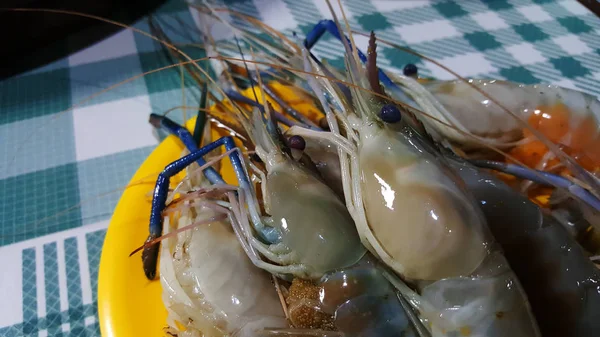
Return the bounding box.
[379,104,402,123]
[288,135,306,150]
[403,63,418,77]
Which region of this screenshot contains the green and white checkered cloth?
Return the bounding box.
[0,0,598,336]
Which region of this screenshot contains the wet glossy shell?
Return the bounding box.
[358,128,489,281]
[267,160,366,278]
[424,80,600,150]
[160,212,286,336]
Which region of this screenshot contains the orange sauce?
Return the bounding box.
[503,102,600,207]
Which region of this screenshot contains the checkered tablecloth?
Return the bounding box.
[0,0,599,336]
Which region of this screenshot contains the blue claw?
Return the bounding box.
[470,159,600,212]
[149,113,224,185]
[149,114,281,244]
[143,136,246,279]
[305,20,382,81]
[142,134,281,280]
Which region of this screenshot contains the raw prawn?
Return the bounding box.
[447,155,600,337]
[287,13,541,337]
[147,103,418,336]
[159,174,287,337]
[223,99,420,335]
[132,93,290,335]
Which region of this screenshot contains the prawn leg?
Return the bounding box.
[142,134,280,280]
[149,113,224,185]
[231,214,313,278]
[471,159,600,212]
[149,114,281,241]
[223,89,299,128]
[191,83,208,145]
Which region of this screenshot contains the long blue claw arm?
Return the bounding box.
[304,20,417,106]
[143,136,280,279]
[150,113,224,185]
[470,159,600,212]
[148,136,247,237]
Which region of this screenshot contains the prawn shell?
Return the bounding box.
[160,208,286,336]
[266,160,365,278]
[450,158,600,337]
[302,137,344,199]
[319,259,415,337]
[334,294,411,336]
[358,127,489,281]
[424,79,528,148]
[421,252,540,337]
[424,80,600,151]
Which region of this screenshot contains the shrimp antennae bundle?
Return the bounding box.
[7,5,593,248]
[2,6,564,337]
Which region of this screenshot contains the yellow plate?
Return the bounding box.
[98,83,315,337]
[98,122,187,337]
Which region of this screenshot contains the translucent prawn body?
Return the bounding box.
[449,156,600,337]
[288,38,542,334]
[358,124,489,281]
[266,158,365,278]
[353,109,540,337]
[160,200,286,336]
[396,79,600,154]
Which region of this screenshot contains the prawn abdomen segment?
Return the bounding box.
[266,161,365,278]
[358,133,489,280]
[160,211,286,336]
[186,222,283,318]
[420,252,542,337]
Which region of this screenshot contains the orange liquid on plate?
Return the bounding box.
[506,102,600,206]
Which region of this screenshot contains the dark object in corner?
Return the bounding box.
[578,0,600,18]
[0,0,167,80]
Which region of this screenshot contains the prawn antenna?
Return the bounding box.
[471,159,600,212]
[234,34,260,105]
